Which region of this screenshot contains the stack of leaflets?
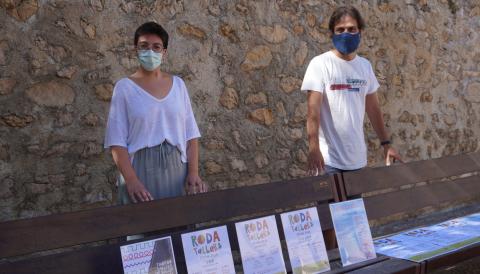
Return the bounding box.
[374,212,480,262]
[235,215,287,274]
[330,198,377,266]
[280,207,330,273]
[120,236,177,274]
[181,225,236,274]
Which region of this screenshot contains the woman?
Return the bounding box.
[105,22,207,205]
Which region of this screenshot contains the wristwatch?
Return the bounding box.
[380,140,391,146]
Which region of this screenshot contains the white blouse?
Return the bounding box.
[104,76,201,162]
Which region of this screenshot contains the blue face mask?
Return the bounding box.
[138,50,163,71]
[332,32,361,55]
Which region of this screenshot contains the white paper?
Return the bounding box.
[181,225,235,274]
[280,207,330,274]
[374,212,480,262]
[235,215,287,274]
[329,198,376,266]
[120,236,177,274]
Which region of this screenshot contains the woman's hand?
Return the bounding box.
[125,179,153,203]
[111,146,153,203]
[185,174,208,195]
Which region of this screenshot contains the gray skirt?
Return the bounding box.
[118,141,187,205]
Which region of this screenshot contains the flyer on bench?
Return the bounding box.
[374,212,480,262]
[235,215,287,274]
[181,225,235,274]
[280,207,330,273]
[329,198,376,266]
[120,236,177,274]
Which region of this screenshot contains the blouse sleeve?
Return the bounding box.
[181,80,201,141]
[104,82,129,148]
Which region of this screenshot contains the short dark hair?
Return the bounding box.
[328,6,365,34]
[134,22,169,49]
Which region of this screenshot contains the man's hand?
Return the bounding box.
[125,179,153,203]
[307,148,325,176]
[185,174,208,195]
[384,145,403,166]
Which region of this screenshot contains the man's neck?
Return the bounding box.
[331,49,357,61]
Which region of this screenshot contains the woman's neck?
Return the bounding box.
[133,67,163,80]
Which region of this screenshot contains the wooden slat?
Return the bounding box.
[469,151,480,167]
[364,175,480,221]
[432,153,480,176]
[317,203,334,231]
[333,173,347,202]
[424,242,480,273]
[344,159,445,196]
[322,256,390,274]
[347,257,420,274]
[0,243,123,274]
[343,154,480,197]
[0,238,189,274]
[0,175,334,258]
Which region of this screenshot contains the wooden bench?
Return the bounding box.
[0,175,357,274]
[339,152,480,273]
[2,153,478,274]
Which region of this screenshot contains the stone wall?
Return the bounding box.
[0,0,479,221]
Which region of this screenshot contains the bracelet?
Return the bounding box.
[380,140,391,146]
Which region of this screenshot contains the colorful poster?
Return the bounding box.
[280,207,330,273]
[120,236,177,274]
[235,215,287,274]
[329,198,376,266]
[181,225,235,274]
[374,212,480,262]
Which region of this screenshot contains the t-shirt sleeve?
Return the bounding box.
[182,81,201,141]
[104,82,129,148]
[301,57,326,93]
[367,62,380,94]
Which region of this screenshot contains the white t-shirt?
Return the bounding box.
[104,76,201,162]
[301,51,379,170]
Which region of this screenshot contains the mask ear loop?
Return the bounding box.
[160,48,167,70]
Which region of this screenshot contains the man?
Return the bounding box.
[301,6,402,175]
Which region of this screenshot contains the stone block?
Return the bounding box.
[248,108,273,126]
[241,46,272,71]
[26,81,75,107]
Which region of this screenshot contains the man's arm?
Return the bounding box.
[365,93,403,165]
[306,91,325,175]
[111,146,153,202]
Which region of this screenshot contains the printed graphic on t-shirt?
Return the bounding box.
[330,78,367,92]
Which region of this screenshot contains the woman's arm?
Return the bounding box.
[185,138,207,194]
[111,146,153,202]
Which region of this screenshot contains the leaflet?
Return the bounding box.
[329,198,377,266]
[120,236,177,274]
[181,225,235,274]
[280,207,330,273]
[374,212,480,262]
[236,215,287,274]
